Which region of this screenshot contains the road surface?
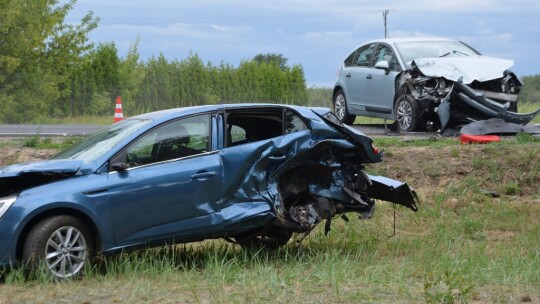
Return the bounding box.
[0,123,437,138]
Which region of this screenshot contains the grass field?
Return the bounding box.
[0,137,539,303]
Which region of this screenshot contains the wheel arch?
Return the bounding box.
[333,86,344,100]
[16,207,102,261]
[393,75,410,116]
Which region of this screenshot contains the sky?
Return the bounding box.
[65,0,540,87]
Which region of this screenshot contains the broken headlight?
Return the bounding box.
[0,196,17,219]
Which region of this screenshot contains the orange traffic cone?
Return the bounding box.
[113,96,124,123]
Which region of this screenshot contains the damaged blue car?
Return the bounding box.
[0,104,418,278]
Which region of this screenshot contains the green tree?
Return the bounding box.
[519,75,540,104]
[253,53,289,71]
[118,37,146,116]
[0,0,97,122]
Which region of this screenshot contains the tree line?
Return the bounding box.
[0,1,308,123]
[64,42,308,120]
[1,1,538,124]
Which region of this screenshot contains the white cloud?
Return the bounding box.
[69,0,540,83]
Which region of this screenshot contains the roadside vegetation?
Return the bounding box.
[3,1,540,126]
[0,137,538,303]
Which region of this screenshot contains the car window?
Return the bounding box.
[395,40,480,67]
[225,109,284,147]
[285,110,308,134]
[372,44,401,72]
[124,114,211,167]
[351,44,376,67]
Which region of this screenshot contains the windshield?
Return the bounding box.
[53,119,150,162]
[396,40,480,67]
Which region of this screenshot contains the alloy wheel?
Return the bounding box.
[396,100,413,131]
[45,226,88,278]
[334,94,346,120]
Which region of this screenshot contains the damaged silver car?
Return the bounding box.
[333,36,540,131]
[0,104,418,279]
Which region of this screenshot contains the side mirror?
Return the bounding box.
[374,60,390,70]
[111,162,130,172]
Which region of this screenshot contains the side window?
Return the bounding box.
[225,109,283,147]
[344,51,356,67]
[285,110,308,134]
[123,114,210,167]
[372,45,401,72]
[352,44,376,67]
[229,125,247,144]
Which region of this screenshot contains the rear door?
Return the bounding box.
[342,43,377,113]
[363,43,401,119]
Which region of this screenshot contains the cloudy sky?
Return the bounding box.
[66,0,540,87]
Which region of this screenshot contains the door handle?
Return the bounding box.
[366,74,373,79]
[345,73,351,78]
[190,171,216,180]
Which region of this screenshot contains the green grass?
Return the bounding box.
[520,102,540,124]
[22,135,84,150]
[27,115,112,125]
[0,140,539,303]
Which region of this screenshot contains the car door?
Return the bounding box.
[105,113,224,246]
[362,44,401,119]
[342,43,377,113]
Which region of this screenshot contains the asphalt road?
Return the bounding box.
[0,124,103,137]
[0,123,434,137]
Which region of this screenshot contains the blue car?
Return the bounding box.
[0,104,418,278]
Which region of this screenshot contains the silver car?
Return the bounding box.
[333,37,538,131]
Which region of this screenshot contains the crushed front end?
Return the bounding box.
[399,58,540,131]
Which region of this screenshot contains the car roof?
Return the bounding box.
[130,103,301,122]
[360,36,456,46]
[128,103,316,124]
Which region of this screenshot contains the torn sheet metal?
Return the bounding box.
[402,61,540,131]
[413,56,514,84]
[0,160,82,197]
[212,113,418,236]
[460,118,540,135]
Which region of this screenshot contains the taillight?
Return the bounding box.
[371,143,379,155]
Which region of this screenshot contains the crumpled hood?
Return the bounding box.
[0,159,83,178]
[412,56,514,84]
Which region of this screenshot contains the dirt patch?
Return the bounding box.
[1,142,539,201]
[485,230,515,242]
[0,147,57,166]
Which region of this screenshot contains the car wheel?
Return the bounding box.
[23,215,94,279]
[333,90,355,125]
[395,94,421,132]
[235,228,292,250]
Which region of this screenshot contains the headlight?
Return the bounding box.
[0,196,17,219]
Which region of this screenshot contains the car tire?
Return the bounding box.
[333,90,355,125]
[395,94,421,132]
[23,215,94,279]
[235,227,292,250]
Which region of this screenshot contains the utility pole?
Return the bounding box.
[382,9,390,38]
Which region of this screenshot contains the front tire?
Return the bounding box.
[23,215,94,279]
[395,94,421,132]
[333,90,355,125]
